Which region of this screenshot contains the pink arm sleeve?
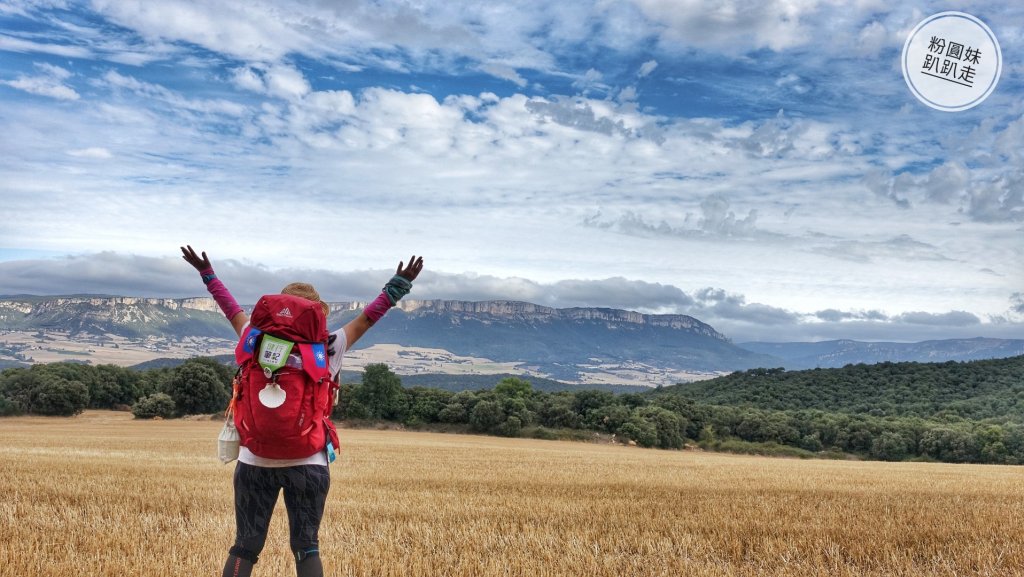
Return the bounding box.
[200,267,244,321]
[363,292,393,325]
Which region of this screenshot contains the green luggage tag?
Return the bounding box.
[257,334,293,377]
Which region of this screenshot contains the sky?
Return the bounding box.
[0,0,1022,343]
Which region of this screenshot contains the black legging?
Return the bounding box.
[222,462,330,577]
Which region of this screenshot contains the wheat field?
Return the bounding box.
[1,411,1022,577]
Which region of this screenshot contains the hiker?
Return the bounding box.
[181,245,423,577]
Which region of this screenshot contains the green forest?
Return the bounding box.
[666,356,1024,422]
[1,356,1022,465]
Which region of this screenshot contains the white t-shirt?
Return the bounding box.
[238,325,347,468]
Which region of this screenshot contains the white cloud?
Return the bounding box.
[100,70,247,116]
[105,50,161,66]
[264,64,310,100]
[572,68,607,94]
[479,64,528,87]
[584,194,769,240]
[691,287,800,325]
[1009,293,1024,317]
[814,309,888,322]
[230,66,265,93]
[775,73,809,95]
[862,113,1024,222]
[811,234,952,264]
[91,0,310,62]
[633,0,821,53]
[0,33,93,58]
[87,0,569,75]
[699,194,759,236]
[67,147,112,159]
[1,62,79,100]
[3,76,79,100]
[638,59,658,77]
[34,62,71,79]
[302,90,357,118]
[856,20,888,57]
[967,172,1024,223]
[923,162,969,204]
[895,310,981,326]
[862,169,911,208]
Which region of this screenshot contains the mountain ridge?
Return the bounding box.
[2,295,1022,384]
[0,294,765,382]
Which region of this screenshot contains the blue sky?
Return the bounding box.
[0,0,1022,342]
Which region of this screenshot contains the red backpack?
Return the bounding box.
[231,294,340,460]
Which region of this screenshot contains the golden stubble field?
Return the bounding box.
[1,411,1022,577]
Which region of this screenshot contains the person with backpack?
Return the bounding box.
[181,245,424,577]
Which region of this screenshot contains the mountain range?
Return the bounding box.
[739,338,1024,369]
[341,300,776,379]
[1,295,1021,383]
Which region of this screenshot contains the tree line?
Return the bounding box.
[669,357,1024,422]
[341,364,1024,464]
[1,358,1022,465]
[0,359,232,419]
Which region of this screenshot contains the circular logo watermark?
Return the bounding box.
[902,11,1002,112]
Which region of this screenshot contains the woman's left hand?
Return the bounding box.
[396,256,424,282]
[181,245,212,272]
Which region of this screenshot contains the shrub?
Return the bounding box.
[163,363,228,416]
[496,415,523,437]
[0,395,22,416]
[523,426,559,440]
[618,417,658,448]
[132,393,177,419]
[870,432,910,461]
[469,400,504,433]
[33,378,89,416]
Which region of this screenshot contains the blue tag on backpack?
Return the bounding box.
[325,440,336,463]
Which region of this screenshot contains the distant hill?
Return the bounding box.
[658,355,1024,422]
[739,338,1024,369]
[130,354,235,371]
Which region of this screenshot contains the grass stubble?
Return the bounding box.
[1,411,1021,577]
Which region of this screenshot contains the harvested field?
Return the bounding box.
[1,411,1022,576]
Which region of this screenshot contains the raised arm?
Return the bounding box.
[181,245,249,337]
[343,255,424,348]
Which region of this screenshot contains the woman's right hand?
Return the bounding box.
[181,245,212,272]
